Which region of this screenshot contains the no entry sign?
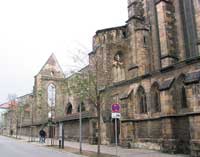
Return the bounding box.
[111,104,120,113]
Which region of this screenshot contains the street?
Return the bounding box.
[0,136,84,157]
[0,135,189,157]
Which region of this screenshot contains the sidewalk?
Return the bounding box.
[18,136,188,157]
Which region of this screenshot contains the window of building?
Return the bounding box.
[47,83,56,107]
[121,104,128,117]
[51,71,55,77]
[143,36,147,45]
[48,110,55,119]
[180,0,198,58]
[143,34,148,48]
[122,30,127,38]
[198,42,200,55]
[175,74,188,110]
[154,91,161,112]
[137,86,147,114]
[151,83,161,113]
[66,102,72,115]
[195,83,200,105]
[181,86,187,108]
[77,102,85,112]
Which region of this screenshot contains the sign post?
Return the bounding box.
[111,103,121,157]
[59,123,64,149]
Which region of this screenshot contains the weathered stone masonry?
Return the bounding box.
[91,0,200,156]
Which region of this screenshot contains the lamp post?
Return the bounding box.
[48,84,55,146]
[79,102,82,153]
[75,72,83,154]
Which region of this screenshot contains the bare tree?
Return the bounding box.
[7,94,17,137]
[68,49,104,155]
[16,102,24,139]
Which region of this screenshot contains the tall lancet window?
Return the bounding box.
[48,83,56,107]
[137,86,147,114]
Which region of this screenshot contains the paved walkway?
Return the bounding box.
[0,136,85,157]
[12,135,188,157]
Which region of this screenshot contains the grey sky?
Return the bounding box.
[0,0,127,104]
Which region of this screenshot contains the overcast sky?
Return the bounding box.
[0,0,128,104]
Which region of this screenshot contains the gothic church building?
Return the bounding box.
[91,0,200,156]
[2,0,200,156]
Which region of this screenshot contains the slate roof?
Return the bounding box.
[159,78,175,91]
[55,111,96,122]
[119,87,134,100]
[184,70,200,84]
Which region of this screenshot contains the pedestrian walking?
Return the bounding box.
[39,129,45,143]
[43,130,46,143]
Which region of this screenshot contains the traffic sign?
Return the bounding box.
[111,104,121,157]
[112,112,121,119]
[111,104,120,113]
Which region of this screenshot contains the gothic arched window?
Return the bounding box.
[151,82,161,113]
[155,91,161,112]
[175,74,188,110]
[48,110,55,119]
[181,86,187,108]
[137,86,147,114]
[179,0,198,58]
[47,83,56,107]
[77,102,86,112]
[66,102,72,115]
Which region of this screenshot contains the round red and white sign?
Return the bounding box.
[111,104,120,113]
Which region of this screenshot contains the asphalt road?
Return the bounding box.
[0,136,85,157]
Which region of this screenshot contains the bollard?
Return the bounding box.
[59,139,61,149]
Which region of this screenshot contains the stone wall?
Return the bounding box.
[63,119,90,142]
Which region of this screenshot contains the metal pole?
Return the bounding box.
[115,118,118,157]
[79,103,82,153]
[19,109,22,139]
[51,86,54,146]
[59,123,61,148]
[62,123,64,149]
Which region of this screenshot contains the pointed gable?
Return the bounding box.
[47,55,56,66]
[37,53,64,78]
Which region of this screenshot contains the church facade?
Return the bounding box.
[91,0,200,156]
[2,0,200,156]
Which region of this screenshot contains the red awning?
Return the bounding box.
[0,102,10,109]
[0,100,18,109]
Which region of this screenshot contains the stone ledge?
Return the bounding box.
[95,25,127,35]
[121,111,200,122]
[132,141,161,150]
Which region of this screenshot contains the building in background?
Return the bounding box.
[1,54,97,144]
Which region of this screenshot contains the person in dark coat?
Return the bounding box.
[39,129,45,143]
[43,130,46,143]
